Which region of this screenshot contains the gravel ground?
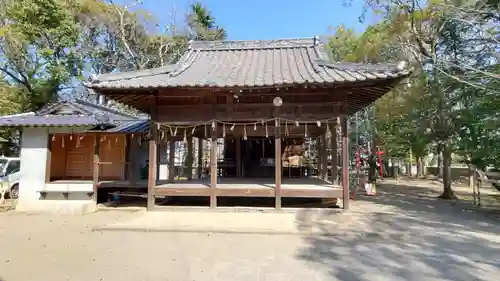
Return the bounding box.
[1,180,500,281]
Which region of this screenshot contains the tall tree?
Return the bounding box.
[0,0,82,111]
[356,0,500,198]
[187,2,226,41]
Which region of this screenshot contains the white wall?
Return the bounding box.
[16,127,95,214]
[18,127,49,204]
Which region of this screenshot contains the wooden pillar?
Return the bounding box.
[236,137,242,177]
[341,117,350,210]
[45,135,52,183]
[92,134,100,204]
[168,138,175,183]
[210,128,217,208]
[187,135,193,180]
[275,120,282,209]
[316,137,322,178]
[320,133,328,182]
[147,123,158,210]
[156,139,161,180]
[197,137,203,179]
[127,134,136,184]
[330,122,338,185]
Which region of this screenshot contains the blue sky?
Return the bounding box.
[121,0,370,40]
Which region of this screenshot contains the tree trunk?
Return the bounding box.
[437,144,443,179]
[395,159,400,181]
[468,164,474,189]
[420,158,426,178]
[439,142,456,199]
[416,157,421,178]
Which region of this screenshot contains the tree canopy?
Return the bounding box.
[337,0,500,197]
[0,0,225,154]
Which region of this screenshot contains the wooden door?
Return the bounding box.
[99,135,126,180]
[50,135,67,180]
[65,135,93,179]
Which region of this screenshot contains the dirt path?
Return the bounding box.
[0,180,499,281]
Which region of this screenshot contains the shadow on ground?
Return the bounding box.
[295,181,500,281]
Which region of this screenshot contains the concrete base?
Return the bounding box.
[15,200,97,215]
[94,209,358,236]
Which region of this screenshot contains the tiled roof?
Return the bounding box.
[98,120,149,133]
[0,115,99,127]
[86,37,411,89]
[38,100,137,121]
[0,100,147,131]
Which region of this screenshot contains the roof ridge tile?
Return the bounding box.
[190,38,317,51]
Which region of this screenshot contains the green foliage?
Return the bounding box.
[0,0,82,111]
[0,0,225,113]
[352,0,500,195]
[0,0,225,152]
[188,2,227,41]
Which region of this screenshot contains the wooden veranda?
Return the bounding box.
[86,37,411,210]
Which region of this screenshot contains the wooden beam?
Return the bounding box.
[330,121,338,185]
[197,137,203,179]
[147,122,158,210]
[152,186,343,198]
[187,135,193,180]
[168,138,175,183]
[158,101,342,109]
[210,127,217,208]
[236,137,241,177]
[99,77,404,114]
[92,134,100,204]
[275,119,282,209]
[156,103,344,123]
[188,124,327,139]
[341,116,350,210]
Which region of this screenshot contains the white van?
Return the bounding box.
[0,157,20,199]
